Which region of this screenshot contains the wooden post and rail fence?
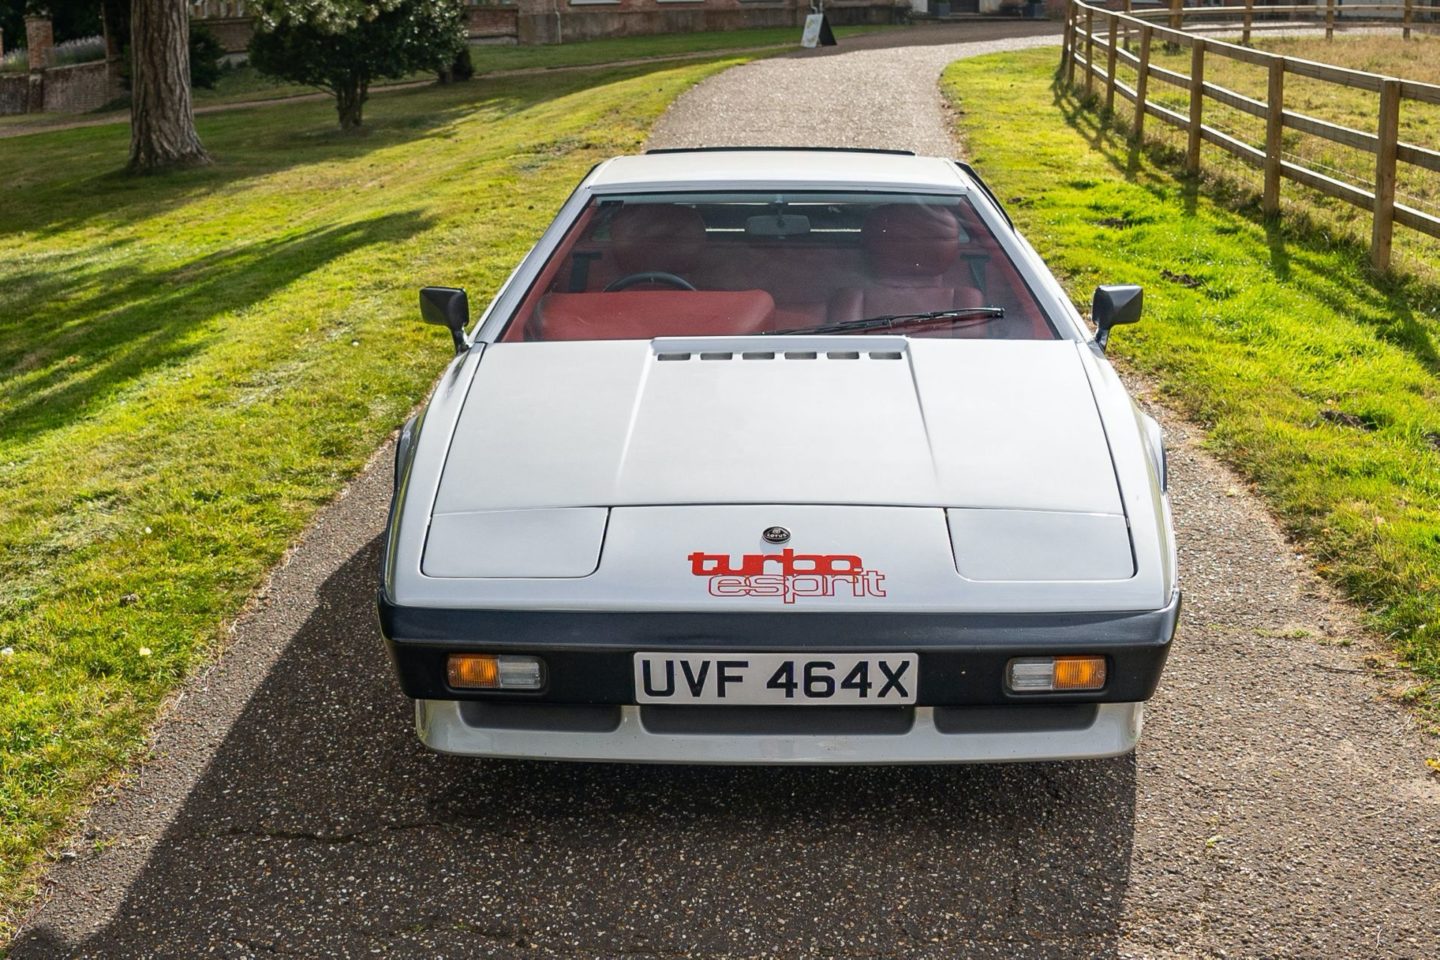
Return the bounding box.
[1060,0,1440,270]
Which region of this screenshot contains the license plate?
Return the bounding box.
[634,653,918,706]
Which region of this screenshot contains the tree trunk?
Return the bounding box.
[129,0,209,173]
[335,77,368,130]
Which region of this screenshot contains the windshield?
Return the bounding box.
[500,192,1056,342]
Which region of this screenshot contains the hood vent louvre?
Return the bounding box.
[654,350,902,363]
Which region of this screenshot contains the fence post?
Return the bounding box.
[1325,0,1335,40]
[1242,0,1253,45]
[1123,0,1133,51]
[1403,0,1413,39]
[1061,0,1072,80]
[1188,39,1206,175]
[1263,58,1285,216]
[1106,14,1119,114]
[1135,25,1153,141]
[1371,78,1401,271]
[1166,0,1182,52]
[1065,1,1078,87]
[1085,5,1096,97]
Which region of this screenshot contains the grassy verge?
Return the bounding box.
[0,53,746,940]
[944,48,1440,724]
[1131,33,1440,273]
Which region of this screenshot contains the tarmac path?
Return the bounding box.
[12,21,1440,959]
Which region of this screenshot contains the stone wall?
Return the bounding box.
[826,0,911,25]
[203,17,258,53]
[0,74,30,115]
[468,5,521,38]
[42,61,111,113]
[0,61,111,116]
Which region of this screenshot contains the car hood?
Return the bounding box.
[432,336,1123,516]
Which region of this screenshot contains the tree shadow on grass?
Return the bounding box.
[0,58,697,243]
[1048,74,1440,377]
[1050,79,1160,187]
[14,533,1138,958]
[0,95,509,244]
[0,210,431,451]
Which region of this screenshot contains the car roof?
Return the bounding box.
[587,149,972,195]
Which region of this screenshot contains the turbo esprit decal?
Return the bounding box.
[688,549,887,603]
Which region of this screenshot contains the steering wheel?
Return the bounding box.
[604,271,696,293]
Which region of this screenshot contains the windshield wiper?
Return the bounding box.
[764,306,1005,337]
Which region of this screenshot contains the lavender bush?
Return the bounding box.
[51,36,108,67]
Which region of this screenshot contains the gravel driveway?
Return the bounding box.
[649,22,1060,155]
[13,22,1440,959]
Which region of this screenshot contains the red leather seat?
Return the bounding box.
[828,204,984,324]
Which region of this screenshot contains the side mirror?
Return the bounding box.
[1091,284,1142,352]
[419,286,470,353]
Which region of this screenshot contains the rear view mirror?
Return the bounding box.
[419,286,470,353]
[745,214,811,238]
[1092,284,1143,351]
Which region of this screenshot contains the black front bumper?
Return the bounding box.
[379,591,1180,706]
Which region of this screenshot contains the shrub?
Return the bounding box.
[249,0,468,129]
[50,35,106,67]
[189,23,224,89]
[0,37,107,73]
[437,44,473,83]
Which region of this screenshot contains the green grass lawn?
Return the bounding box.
[1125,33,1440,273]
[0,53,745,941]
[945,48,1440,725]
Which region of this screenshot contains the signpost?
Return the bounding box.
[801,5,838,48]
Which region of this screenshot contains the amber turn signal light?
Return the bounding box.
[446,654,544,690]
[1006,655,1106,693]
[1053,655,1107,690]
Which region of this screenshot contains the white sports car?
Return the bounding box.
[379,148,1179,764]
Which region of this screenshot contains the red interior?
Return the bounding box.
[536,290,777,341]
[502,197,1055,342]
